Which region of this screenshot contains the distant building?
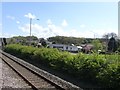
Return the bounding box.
[48,44,82,52]
[81,44,94,53]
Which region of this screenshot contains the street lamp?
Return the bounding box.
[30,18,32,44]
[29,18,39,45]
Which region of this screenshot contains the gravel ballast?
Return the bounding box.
[0,56,32,89]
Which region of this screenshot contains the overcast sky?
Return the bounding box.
[1,1,118,38]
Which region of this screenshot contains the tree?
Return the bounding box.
[91,39,103,52]
[40,38,47,47]
[108,37,117,52]
[26,36,38,41]
[103,32,117,39]
[103,32,117,52]
[117,39,120,52]
[3,38,7,45]
[47,36,85,45]
[82,39,89,44]
[7,36,38,45]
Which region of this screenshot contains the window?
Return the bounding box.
[66,47,68,50]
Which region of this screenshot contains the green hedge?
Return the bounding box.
[4,44,120,88]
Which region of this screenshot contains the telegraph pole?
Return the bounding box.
[29,18,32,45]
[29,18,39,45]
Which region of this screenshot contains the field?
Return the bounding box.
[4,44,120,88]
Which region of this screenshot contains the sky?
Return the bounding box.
[1,1,118,39]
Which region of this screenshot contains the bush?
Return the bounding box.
[33,48,61,66]
[4,44,120,88]
[20,46,37,59]
[4,44,24,56]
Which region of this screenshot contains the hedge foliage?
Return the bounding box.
[4,44,120,88]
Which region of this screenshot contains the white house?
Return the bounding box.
[48,44,82,52]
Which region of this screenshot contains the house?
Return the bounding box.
[81,44,94,53]
[48,44,82,52]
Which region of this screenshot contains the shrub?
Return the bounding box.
[4,44,120,88]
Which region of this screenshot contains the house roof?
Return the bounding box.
[82,44,93,50]
[77,46,82,49]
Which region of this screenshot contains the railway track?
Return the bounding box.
[0,50,81,90]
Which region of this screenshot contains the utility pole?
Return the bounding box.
[29,18,39,45]
[29,18,32,45]
[90,31,96,39]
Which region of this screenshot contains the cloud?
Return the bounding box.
[19,19,69,38]
[24,13,36,19]
[80,24,85,28]
[83,28,118,38]
[19,24,49,38]
[48,23,68,36]
[6,15,15,20]
[16,21,20,24]
[46,19,69,36]
[68,29,94,38]
[1,33,16,38]
[18,19,117,39]
[0,24,2,37]
[47,19,52,25]
[61,19,68,27]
